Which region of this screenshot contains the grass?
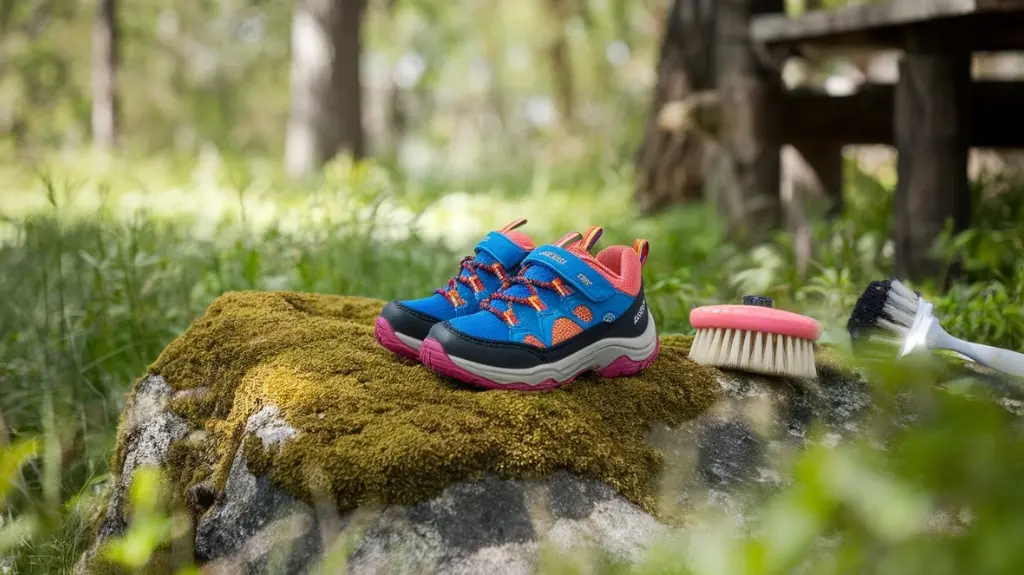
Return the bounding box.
[1,153,1024,573]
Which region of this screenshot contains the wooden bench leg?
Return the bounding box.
[893,33,972,283]
[791,141,844,219]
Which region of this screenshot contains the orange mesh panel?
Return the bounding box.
[522,335,545,348]
[573,305,593,323]
[551,317,583,345]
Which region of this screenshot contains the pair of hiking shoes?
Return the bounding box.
[374,218,659,390]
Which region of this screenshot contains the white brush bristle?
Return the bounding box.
[881,279,919,335]
[688,327,817,379]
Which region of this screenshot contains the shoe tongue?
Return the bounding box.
[502,230,535,251]
[460,219,535,277]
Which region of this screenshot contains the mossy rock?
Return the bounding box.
[138,291,725,517]
[79,291,878,574]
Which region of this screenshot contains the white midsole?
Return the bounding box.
[396,332,423,351]
[447,316,658,386]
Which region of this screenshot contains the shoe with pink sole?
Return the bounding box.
[374,218,536,360]
[419,226,659,390]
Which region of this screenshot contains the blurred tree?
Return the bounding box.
[285,0,366,178]
[545,0,574,129]
[632,0,717,213]
[714,0,784,246]
[91,0,118,149]
[384,0,407,155]
[0,0,84,148]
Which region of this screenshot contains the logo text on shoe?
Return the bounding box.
[602,312,615,323]
[577,273,592,286]
[538,251,566,265]
[634,298,646,325]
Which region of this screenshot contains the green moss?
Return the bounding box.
[144,291,726,515]
[813,344,859,382]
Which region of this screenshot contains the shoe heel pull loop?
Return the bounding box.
[581,226,604,252]
[553,231,583,248]
[633,239,649,266]
[499,218,528,233]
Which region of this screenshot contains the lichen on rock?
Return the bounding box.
[136,291,724,517]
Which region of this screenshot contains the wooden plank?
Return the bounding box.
[752,0,1024,49]
[780,82,1024,148]
[893,35,972,282]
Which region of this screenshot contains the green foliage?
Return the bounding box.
[2,0,1020,572]
[543,356,1024,575]
[0,0,661,170]
[1,153,1023,573]
[99,467,195,574]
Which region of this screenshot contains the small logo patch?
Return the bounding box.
[602,312,615,323]
[633,298,646,325]
[577,273,592,286]
[538,251,566,265]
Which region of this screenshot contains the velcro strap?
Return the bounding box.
[522,245,616,301]
[475,231,530,270]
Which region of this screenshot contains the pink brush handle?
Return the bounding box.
[690,305,822,341]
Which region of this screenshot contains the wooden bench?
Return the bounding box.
[746,0,1024,281]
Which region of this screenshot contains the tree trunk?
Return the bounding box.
[633,0,718,214]
[384,0,407,155]
[546,0,574,129]
[714,0,784,246]
[286,0,366,178]
[893,33,971,284]
[91,0,118,150]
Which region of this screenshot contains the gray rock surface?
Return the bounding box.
[194,406,669,575]
[75,375,190,575]
[647,362,873,526]
[79,364,882,575]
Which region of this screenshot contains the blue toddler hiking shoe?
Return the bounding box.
[375,218,536,359]
[419,225,659,389]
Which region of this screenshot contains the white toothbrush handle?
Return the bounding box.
[933,328,1024,378]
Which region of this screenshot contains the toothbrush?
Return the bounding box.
[847,279,1024,378]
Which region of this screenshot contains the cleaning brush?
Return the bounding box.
[847,278,1024,378]
[688,295,822,379]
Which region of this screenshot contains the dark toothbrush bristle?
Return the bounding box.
[847,279,894,341]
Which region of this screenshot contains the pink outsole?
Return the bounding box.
[373,317,421,361]
[418,337,661,392]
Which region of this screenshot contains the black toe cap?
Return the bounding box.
[380,301,441,342]
[427,322,546,369]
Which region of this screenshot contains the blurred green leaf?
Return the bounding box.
[0,438,40,504]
